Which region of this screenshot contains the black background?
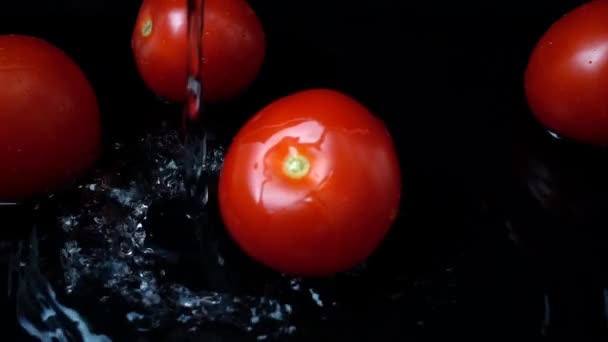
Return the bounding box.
[2,0,608,340]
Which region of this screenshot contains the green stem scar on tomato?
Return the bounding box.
[283,149,311,179]
[141,19,153,37]
[218,89,401,277]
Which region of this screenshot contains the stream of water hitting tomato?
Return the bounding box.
[184,0,205,128]
[182,0,210,204]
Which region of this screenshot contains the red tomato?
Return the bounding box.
[218,89,401,276]
[131,0,266,103]
[524,0,608,145]
[0,35,101,201]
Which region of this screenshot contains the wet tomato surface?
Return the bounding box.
[218,89,401,276]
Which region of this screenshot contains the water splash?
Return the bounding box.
[56,130,299,339]
[6,126,463,339]
[15,230,111,342]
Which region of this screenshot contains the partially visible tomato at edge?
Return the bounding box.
[218,89,402,276]
[0,34,101,201]
[524,0,608,145]
[131,0,266,103]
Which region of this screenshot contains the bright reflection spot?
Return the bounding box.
[546,129,562,140]
[574,42,608,71]
[169,10,186,33]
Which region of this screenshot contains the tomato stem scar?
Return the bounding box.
[142,18,153,37]
[283,150,311,179]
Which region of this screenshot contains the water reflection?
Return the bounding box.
[15,230,111,342]
[508,126,608,338]
[514,128,608,234]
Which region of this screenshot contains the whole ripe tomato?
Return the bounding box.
[131,0,266,104]
[524,0,608,145]
[218,89,401,276]
[0,35,101,201]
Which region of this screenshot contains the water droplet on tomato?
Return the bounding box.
[546,129,562,140]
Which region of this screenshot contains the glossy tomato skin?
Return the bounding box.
[131,0,266,103]
[218,89,401,276]
[0,35,100,201]
[524,0,608,145]
[131,0,188,103]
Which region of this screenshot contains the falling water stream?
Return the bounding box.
[182,0,209,206]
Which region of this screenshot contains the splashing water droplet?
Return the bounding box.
[15,230,111,342]
[54,131,300,339]
[546,129,562,140]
